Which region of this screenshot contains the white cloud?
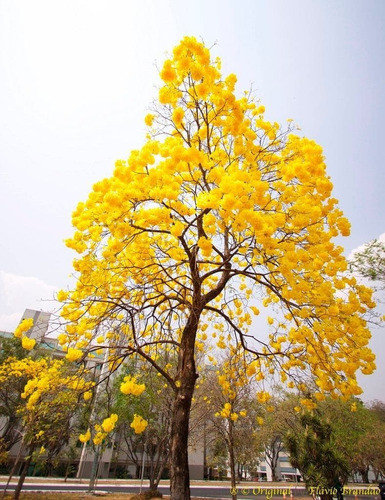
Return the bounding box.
[0,271,58,331]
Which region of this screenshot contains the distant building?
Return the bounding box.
[19,308,52,340]
[256,451,302,482]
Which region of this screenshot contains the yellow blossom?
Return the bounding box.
[144,114,155,127]
[130,414,148,434]
[79,429,91,443]
[102,413,118,433]
[57,290,69,302]
[21,336,36,351]
[66,348,83,362]
[14,318,34,338]
[83,391,92,401]
[120,375,146,396]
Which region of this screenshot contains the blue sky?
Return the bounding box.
[0,0,384,400]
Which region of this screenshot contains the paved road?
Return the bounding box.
[0,481,306,499]
[0,480,380,500]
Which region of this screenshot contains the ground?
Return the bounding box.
[2,495,159,500]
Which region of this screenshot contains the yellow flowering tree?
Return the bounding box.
[0,356,93,500]
[204,349,262,499]
[0,337,33,455]
[112,363,173,490]
[60,37,376,500]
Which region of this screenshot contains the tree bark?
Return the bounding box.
[13,454,32,500]
[228,424,237,500]
[169,314,199,500]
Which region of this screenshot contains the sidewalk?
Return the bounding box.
[0,476,306,488]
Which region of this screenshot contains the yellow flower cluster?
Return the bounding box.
[215,402,247,422]
[60,36,376,405]
[19,359,93,411]
[102,413,118,432]
[21,336,36,351]
[14,318,34,338]
[14,319,36,350]
[65,348,83,362]
[130,414,148,434]
[120,375,146,396]
[0,357,48,387]
[79,414,121,446]
[79,429,91,443]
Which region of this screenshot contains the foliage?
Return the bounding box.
[59,36,376,499]
[0,338,32,454]
[284,395,385,489]
[0,353,94,499]
[112,362,172,489]
[285,409,350,500]
[349,239,385,287]
[349,401,385,481]
[349,238,385,324]
[0,336,26,364]
[201,348,262,493]
[255,392,299,482]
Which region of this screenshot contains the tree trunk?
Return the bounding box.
[13,454,32,500]
[169,315,199,500]
[320,495,333,500]
[228,425,237,500]
[358,467,369,484]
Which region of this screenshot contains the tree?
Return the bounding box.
[112,362,173,490]
[59,36,376,500]
[0,338,31,456]
[256,392,299,482]
[349,239,385,289]
[285,409,350,500]
[284,395,385,489]
[0,356,92,500]
[201,348,262,499]
[348,401,385,482]
[349,239,385,324]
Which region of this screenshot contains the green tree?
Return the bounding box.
[313,397,385,483]
[349,239,385,288]
[59,37,376,500]
[256,393,299,482]
[285,409,350,500]
[348,401,385,482]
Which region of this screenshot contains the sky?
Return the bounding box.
[0,0,384,400]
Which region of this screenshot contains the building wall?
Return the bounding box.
[21,309,51,340]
